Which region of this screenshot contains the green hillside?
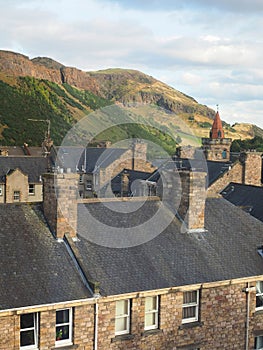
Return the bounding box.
[0,75,178,155]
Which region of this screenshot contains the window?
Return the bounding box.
[0,185,2,196]
[144,296,159,330]
[115,300,130,335]
[13,191,20,202]
[28,184,35,195]
[79,174,84,183]
[55,308,72,347]
[256,282,263,309]
[255,336,263,349]
[86,180,92,191]
[182,290,199,324]
[20,313,38,349]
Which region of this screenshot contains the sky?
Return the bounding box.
[1,0,263,128]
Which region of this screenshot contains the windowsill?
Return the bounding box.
[111,334,135,342]
[255,308,263,316]
[179,321,203,330]
[51,345,78,350]
[142,328,163,337]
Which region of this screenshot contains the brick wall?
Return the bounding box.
[43,173,79,239]
[2,280,263,349]
[241,152,262,186]
[208,152,262,195]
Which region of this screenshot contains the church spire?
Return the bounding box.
[210,109,224,139]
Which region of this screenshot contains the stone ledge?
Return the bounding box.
[141,328,163,337]
[178,321,203,330]
[111,334,135,342]
[51,345,78,350]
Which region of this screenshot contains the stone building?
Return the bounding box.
[202,111,232,161]
[0,156,48,203]
[1,164,263,349]
[52,140,155,198]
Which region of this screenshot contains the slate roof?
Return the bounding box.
[0,204,90,310]
[145,159,233,187]
[53,146,128,173]
[75,198,263,296]
[221,182,263,222]
[0,156,48,182]
[103,169,153,195]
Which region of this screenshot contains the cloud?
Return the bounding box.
[99,0,263,13]
[0,0,263,129]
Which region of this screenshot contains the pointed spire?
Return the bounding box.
[210,109,224,139]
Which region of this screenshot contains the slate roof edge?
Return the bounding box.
[0,297,95,315]
[64,233,100,296]
[99,275,263,300]
[77,196,160,204]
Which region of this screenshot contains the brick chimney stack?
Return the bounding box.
[42,172,79,239]
[160,168,207,232]
[239,152,262,186]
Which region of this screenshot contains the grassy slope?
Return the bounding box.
[0,66,262,153]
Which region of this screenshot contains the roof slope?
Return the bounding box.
[54,146,128,173]
[221,182,263,222]
[0,204,90,310]
[75,198,263,296]
[0,156,48,182]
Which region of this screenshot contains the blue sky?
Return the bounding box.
[1,0,263,128]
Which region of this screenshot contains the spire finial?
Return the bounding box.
[216,104,219,112]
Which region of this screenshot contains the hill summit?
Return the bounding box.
[0,50,262,148]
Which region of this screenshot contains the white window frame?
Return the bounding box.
[182,290,199,324]
[144,296,159,330]
[115,299,130,336]
[256,281,263,310]
[20,312,38,349]
[255,335,263,349]
[55,308,73,347]
[14,190,20,201]
[28,184,35,195]
[86,180,92,191]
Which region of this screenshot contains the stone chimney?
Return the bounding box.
[42,172,79,239]
[239,152,262,186]
[160,168,207,232]
[132,139,147,170]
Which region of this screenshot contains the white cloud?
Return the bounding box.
[0,0,263,129]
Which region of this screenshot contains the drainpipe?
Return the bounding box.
[244,282,255,350]
[94,297,99,350]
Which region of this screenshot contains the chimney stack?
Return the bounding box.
[160,168,207,232]
[239,151,262,186]
[42,172,79,239]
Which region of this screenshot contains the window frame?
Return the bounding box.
[255,335,263,349]
[144,296,159,331]
[115,299,130,336]
[55,308,73,347]
[28,184,35,195]
[13,190,21,202]
[0,185,2,196]
[182,290,199,324]
[256,281,263,310]
[20,312,39,349]
[79,174,84,184]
